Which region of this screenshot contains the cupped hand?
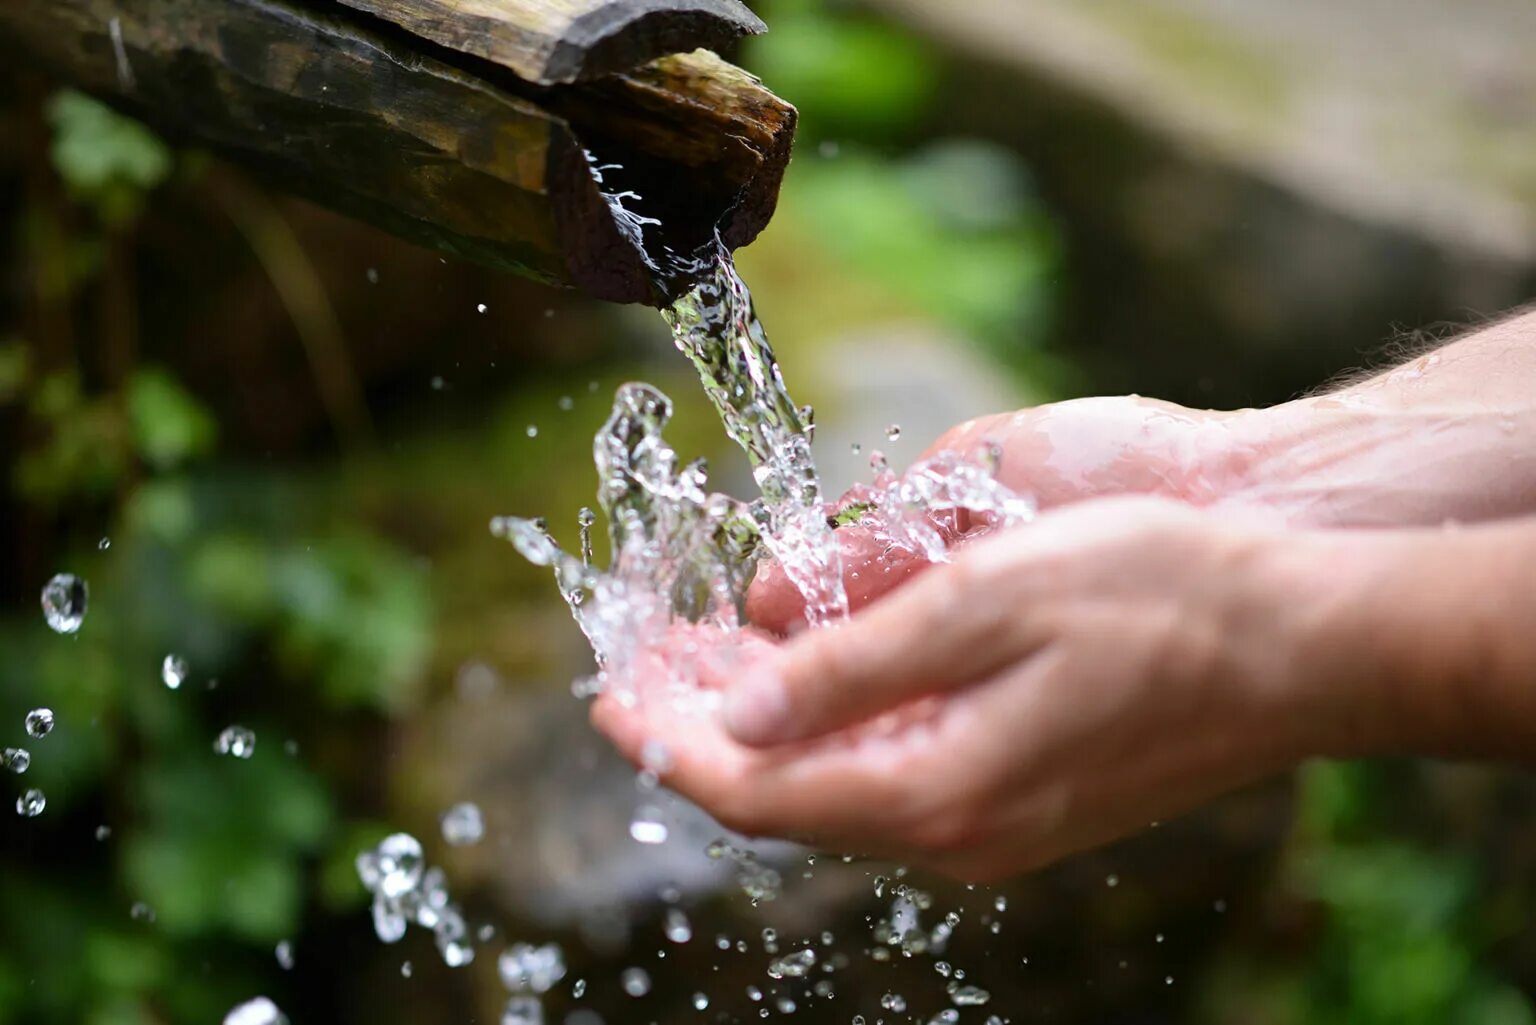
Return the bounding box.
[594,496,1366,880]
[749,396,1254,633]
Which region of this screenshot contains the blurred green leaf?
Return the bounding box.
[47,91,171,224]
[127,368,217,470]
[746,1,938,140]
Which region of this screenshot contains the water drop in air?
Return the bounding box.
[276,940,295,969]
[501,996,542,1025]
[215,725,256,759]
[665,908,693,943]
[441,802,485,846]
[130,901,155,923]
[629,807,668,845]
[161,653,188,690]
[885,424,901,441]
[25,708,54,738]
[693,992,709,1010]
[621,967,651,997]
[498,943,566,994]
[223,996,288,1025]
[98,537,111,550]
[16,790,45,817]
[477,303,488,313]
[371,833,424,899]
[41,573,88,633]
[2,748,29,774]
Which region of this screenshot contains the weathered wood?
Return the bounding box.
[0,0,794,304]
[334,0,766,85]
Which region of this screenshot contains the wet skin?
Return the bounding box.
[593,309,1536,880]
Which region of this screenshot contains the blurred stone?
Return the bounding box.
[870,0,1536,406]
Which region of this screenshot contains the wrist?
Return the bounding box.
[1258,521,1536,762]
[1219,396,1536,528]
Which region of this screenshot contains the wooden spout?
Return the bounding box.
[1,0,795,304]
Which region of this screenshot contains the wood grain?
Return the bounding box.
[334,0,767,84]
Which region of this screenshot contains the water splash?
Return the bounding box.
[662,245,847,625]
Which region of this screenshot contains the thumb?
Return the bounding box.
[725,554,1025,746]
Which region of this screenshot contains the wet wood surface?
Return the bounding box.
[1,0,794,303]
[335,0,766,84]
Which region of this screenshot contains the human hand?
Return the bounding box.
[594,496,1376,880]
[750,396,1255,633]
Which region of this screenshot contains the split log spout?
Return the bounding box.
[1,0,797,304]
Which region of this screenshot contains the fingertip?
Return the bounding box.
[590,694,644,763]
[723,667,794,747]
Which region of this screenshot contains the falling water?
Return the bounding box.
[497,239,1035,705]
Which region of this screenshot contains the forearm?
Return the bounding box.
[1277,516,1536,761]
[1227,308,1536,527]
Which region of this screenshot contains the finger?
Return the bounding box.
[747,526,940,635]
[725,553,1033,747]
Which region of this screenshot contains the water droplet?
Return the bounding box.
[629,807,668,845]
[41,573,88,633]
[366,267,379,284]
[97,537,111,550]
[573,979,587,998]
[161,653,188,690]
[431,376,446,391]
[621,967,651,997]
[994,895,1007,912]
[370,833,424,899]
[558,396,575,411]
[215,725,256,759]
[1155,932,1164,943]
[1106,874,1119,888]
[95,824,110,840]
[849,442,862,455]
[130,901,155,923]
[885,424,901,441]
[1213,898,1227,913]
[1165,975,1174,985]
[664,908,692,943]
[477,303,488,313]
[935,961,952,978]
[640,739,673,776]
[275,940,294,969]
[223,996,288,1025]
[819,140,841,159]
[526,425,539,438]
[949,985,991,1006]
[400,960,413,978]
[3,748,29,774]
[498,943,566,994]
[767,949,816,979]
[501,996,543,1025]
[692,992,709,1011]
[441,802,485,846]
[25,708,54,738]
[880,992,907,1013]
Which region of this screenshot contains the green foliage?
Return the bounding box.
[747,0,939,141]
[1215,762,1536,1025]
[128,370,218,470]
[47,91,172,225]
[782,141,1060,374]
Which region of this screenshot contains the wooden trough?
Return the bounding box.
[1,0,797,304]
